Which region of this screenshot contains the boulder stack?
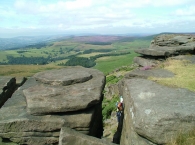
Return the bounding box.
[0,66,106,145]
[134,34,195,67]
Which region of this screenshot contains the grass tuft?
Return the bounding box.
[150,59,195,92]
[167,128,195,145]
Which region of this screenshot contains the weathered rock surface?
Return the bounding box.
[151,34,195,47]
[135,45,195,57]
[125,68,174,79]
[104,84,119,100]
[59,127,116,145]
[120,78,195,145]
[133,56,157,67]
[24,67,105,115]
[0,67,105,145]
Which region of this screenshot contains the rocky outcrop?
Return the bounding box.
[119,78,195,145]
[0,66,106,145]
[150,34,195,47]
[104,84,119,100]
[134,34,195,67]
[59,127,116,145]
[135,46,194,57]
[116,34,195,145]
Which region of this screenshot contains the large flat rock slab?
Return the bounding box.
[23,67,105,115]
[121,78,195,144]
[135,46,195,57]
[34,67,92,86]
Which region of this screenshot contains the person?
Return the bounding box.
[116,109,121,123]
[117,101,123,111]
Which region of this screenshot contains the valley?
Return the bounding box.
[0,35,152,76]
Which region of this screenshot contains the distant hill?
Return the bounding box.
[0,34,156,50]
[0,35,70,50]
[2,33,193,50]
[72,35,125,42]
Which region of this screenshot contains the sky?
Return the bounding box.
[0,0,195,38]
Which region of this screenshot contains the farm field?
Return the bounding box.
[94,51,139,74]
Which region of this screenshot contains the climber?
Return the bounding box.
[117,101,123,111]
[120,96,124,109]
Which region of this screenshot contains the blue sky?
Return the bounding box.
[0,0,195,37]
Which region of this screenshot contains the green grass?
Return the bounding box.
[106,75,123,86]
[167,128,195,145]
[94,51,139,74]
[149,59,195,92]
[0,64,64,77]
[112,40,151,50]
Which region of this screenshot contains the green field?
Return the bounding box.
[94,51,139,74]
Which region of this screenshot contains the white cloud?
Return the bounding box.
[0,0,195,37]
[175,6,195,16]
[150,0,194,7]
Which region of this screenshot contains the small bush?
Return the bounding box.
[102,95,119,121]
[106,75,123,85]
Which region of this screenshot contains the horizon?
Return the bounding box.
[0,0,195,38]
[0,32,157,39]
[2,31,195,39]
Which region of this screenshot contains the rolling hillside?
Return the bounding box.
[0,34,154,76]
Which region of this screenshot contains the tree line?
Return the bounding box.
[59,51,131,68]
[0,51,131,68]
[59,57,96,68]
[85,42,112,45]
[83,49,113,54]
